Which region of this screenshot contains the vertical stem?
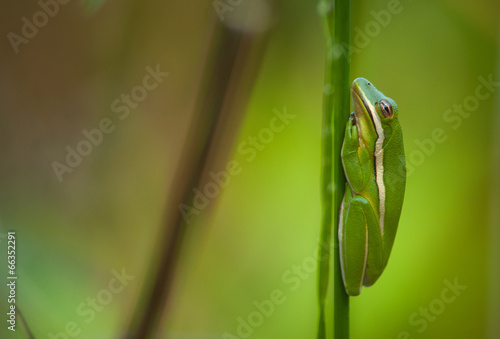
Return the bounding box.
[317,0,334,336]
[332,1,351,338]
[487,24,500,339]
[317,0,350,338]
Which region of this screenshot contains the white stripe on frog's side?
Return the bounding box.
[361,95,386,236]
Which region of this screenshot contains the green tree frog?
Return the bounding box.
[339,78,406,296]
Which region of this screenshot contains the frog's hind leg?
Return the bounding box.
[339,193,382,296]
[339,189,366,296]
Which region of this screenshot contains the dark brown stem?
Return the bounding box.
[127,4,273,338]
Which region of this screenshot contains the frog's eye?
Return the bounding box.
[377,99,393,118]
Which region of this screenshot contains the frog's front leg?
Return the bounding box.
[339,191,384,296]
[341,114,372,193]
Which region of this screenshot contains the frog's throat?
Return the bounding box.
[353,90,386,235]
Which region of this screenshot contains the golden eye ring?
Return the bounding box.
[377,99,393,118]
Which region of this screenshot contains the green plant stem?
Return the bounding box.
[332,0,351,337]
[318,0,350,338]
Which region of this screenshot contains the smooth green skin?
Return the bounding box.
[339,78,406,296]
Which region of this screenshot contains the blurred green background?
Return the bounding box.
[0,0,499,338]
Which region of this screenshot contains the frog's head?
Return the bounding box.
[351,77,399,147]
